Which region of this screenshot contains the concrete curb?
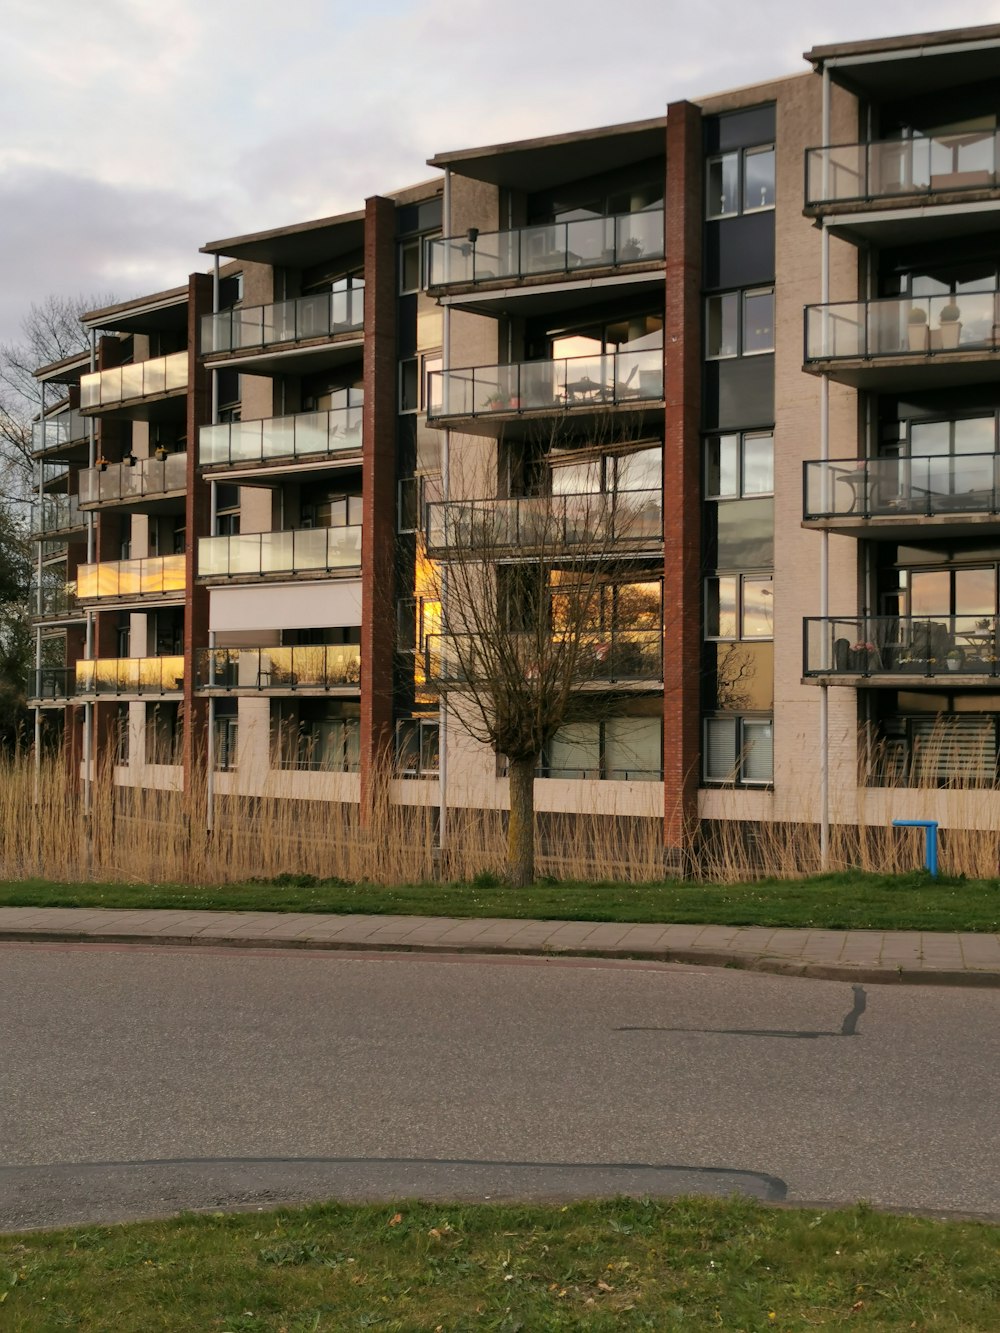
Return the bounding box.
[3,926,999,988]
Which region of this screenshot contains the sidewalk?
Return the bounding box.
[2,906,999,985]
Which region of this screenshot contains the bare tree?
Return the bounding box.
[0,293,116,501]
[420,417,664,886]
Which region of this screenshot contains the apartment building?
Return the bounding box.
[29,22,1000,855]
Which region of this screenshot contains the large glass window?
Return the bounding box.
[706,289,774,358]
[396,717,439,777]
[706,574,773,639]
[272,699,360,772]
[705,432,773,497]
[706,145,775,219]
[704,716,773,784]
[545,715,662,781]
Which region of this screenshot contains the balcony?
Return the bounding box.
[805,133,1000,244]
[76,656,184,696]
[198,523,362,581]
[30,494,84,538]
[79,454,187,510]
[76,555,186,603]
[804,292,1000,390]
[427,489,663,555]
[79,353,188,417]
[29,579,80,621]
[428,347,663,434]
[803,454,1000,539]
[804,615,1000,685]
[427,209,663,308]
[425,628,663,686]
[32,410,88,461]
[195,644,361,691]
[202,289,364,360]
[31,667,73,701]
[200,403,363,471]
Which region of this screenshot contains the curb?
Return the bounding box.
[2,927,998,988]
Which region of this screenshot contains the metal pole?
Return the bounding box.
[206,256,221,832]
[819,65,831,871]
[438,169,451,859]
[84,330,97,825]
[34,379,45,803]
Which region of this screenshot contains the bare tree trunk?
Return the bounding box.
[507,755,536,887]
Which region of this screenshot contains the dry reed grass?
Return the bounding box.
[3,727,1000,885]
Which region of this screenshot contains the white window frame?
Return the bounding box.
[705,288,775,360]
[705,144,776,221]
[703,715,773,786]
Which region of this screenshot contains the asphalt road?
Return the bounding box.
[2,941,999,1230]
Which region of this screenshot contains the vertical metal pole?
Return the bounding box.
[84,331,97,824]
[206,257,220,831]
[438,169,451,858]
[819,65,832,871]
[34,380,45,803]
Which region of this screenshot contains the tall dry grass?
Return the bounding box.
[4,729,1000,885]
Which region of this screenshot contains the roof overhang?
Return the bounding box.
[201,210,365,268]
[34,351,90,385]
[82,285,189,335]
[805,24,1000,99]
[428,117,666,191]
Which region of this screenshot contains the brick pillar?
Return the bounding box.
[360,196,398,813]
[663,100,703,864]
[182,273,214,789]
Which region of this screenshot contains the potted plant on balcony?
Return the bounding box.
[849,639,878,672]
[620,236,644,263]
[946,646,964,671]
[154,444,170,461]
[906,307,929,352]
[938,302,962,349]
[483,390,520,411]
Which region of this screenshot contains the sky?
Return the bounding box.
[2,0,1000,346]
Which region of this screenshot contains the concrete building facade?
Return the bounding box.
[28,24,1000,857]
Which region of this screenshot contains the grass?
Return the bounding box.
[2,869,1000,931]
[3,1196,1000,1330]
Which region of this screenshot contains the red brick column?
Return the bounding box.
[182,273,214,789]
[663,100,704,864]
[360,196,398,814]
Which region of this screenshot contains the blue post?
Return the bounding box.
[892,819,939,876]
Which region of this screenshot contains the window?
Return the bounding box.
[215,484,240,536]
[214,701,238,772]
[705,432,773,498]
[396,717,439,777]
[146,702,182,765]
[706,289,774,358]
[272,699,360,772]
[399,351,443,413]
[704,716,773,784]
[544,716,662,781]
[706,574,773,640]
[399,239,423,294]
[706,145,775,219]
[397,596,441,655]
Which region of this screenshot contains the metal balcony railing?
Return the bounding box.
[425,628,663,685]
[202,287,365,354]
[806,131,1000,205]
[32,667,73,700]
[805,292,1000,362]
[28,580,80,619]
[195,644,361,690]
[79,453,187,506]
[198,524,363,578]
[80,353,187,410]
[199,404,364,467]
[76,555,186,600]
[76,656,184,695]
[804,615,1000,678]
[803,453,1000,521]
[427,208,664,287]
[428,346,663,420]
[31,410,88,455]
[31,494,83,536]
[426,489,663,551]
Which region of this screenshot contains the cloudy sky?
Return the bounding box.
[3,0,999,344]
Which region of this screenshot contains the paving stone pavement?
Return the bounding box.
[1,907,1000,985]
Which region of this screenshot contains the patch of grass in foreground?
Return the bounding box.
[2,869,1000,931]
[3,1197,1000,1331]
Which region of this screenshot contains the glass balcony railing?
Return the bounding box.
[79,453,187,507]
[200,404,364,467]
[427,209,664,287]
[202,287,365,354]
[76,555,186,600]
[804,454,1000,521]
[425,628,663,685]
[80,353,188,410]
[427,489,663,551]
[76,656,184,695]
[806,131,1000,206]
[29,579,79,619]
[804,615,1000,678]
[429,347,663,420]
[195,644,361,690]
[198,524,363,579]
[31,494,83,536]
[31,410,88,455]
[32,667,73,700]
[805,292,1000,362]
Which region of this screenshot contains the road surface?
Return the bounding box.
[2,941,998,1229]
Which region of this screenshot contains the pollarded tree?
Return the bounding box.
[421,417,664,885]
